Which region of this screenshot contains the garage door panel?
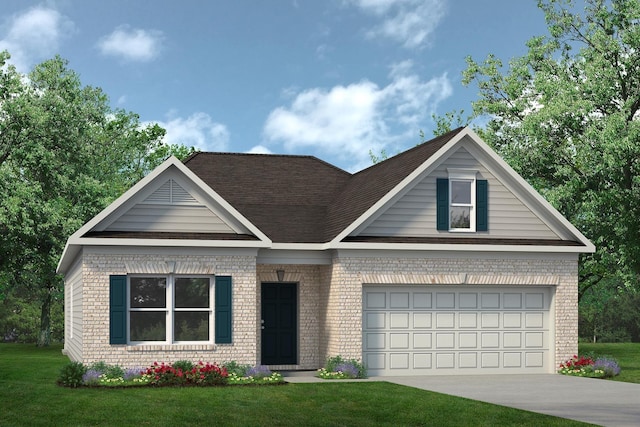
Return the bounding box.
[413,312,432,328]
[413,293,432,308]
[366,292,386,309]
[390,333,410,349]
[436,293,455,308]
[413,333,432,348]
[365,312,385,329]
[459,293,478,308]
[363,285,552,376]
[459,352,478,368]
[459,312,477,328]
[390,292,410,308]
[365,332,385,350]
[390,353,409,369]
[459,332,477,348]
[436,312,455,328]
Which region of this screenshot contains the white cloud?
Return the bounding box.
[350,0,446,49]
[263,61,451,170]
[155,112,230,152]
[0,6,75,71]
[246,145,273,154]
[97,25,163,62]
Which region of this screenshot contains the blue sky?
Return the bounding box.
[0,0,551,171]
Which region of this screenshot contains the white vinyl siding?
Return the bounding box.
[358,143,559,239]
[105,204,235,233]
[64,257,83,362]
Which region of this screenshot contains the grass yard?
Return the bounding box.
[0,344,591,427]
[579,342,640,383]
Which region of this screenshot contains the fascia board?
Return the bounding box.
[70,236,271,249]
[330,241,594,253]
[462,128,595,252]
[331,128,470,244]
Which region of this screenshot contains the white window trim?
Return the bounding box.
[447,169,478,232]
[127,274,214,345]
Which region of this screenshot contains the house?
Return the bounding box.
[57,127,594,376]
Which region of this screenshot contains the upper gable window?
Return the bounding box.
[450,178,475,230]
[437,170,488,233]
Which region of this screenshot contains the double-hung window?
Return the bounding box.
[128,275,212,343]
[437,169,488,232]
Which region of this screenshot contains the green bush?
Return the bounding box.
[57,361,87,387]
[172,360,195,373]
[318,355,367,379]
[223,360,250,376]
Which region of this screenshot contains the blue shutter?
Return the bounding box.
[215,276,232,344]
[109,275,127,345]
[476,180,488,232]
[436,178,449,230]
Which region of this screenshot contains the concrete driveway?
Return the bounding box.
[377,374,640,427]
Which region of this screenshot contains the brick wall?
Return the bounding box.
[323,253,578,370]
[79,250,258,366]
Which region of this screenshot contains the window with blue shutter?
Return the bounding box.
[436,176,488,232]
[109,275,127,344]
[215,276,232,344]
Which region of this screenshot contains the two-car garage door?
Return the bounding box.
[363,285,552,376]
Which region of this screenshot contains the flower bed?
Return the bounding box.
[316,356,367,379]
[57,360,285,388]
[558,354,621,378]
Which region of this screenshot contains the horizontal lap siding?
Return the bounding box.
[64,258,84,362]
[105,204,234,233]
[361,144,559,239]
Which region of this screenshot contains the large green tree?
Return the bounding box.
[444,0,640,340]
[0,52,194,345]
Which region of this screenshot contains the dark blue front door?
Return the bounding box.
[261,282,297,365]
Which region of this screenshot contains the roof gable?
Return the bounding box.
[331,128,593,251]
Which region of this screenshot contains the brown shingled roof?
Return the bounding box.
[183,128,463,243]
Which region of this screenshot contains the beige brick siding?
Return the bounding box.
[323,253,578,371]
[71,248,577,373]
[78,250,258,366]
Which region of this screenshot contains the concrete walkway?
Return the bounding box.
[286,374,640,426]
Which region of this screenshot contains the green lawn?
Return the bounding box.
[579,342,640,383]
[0,344,591,427]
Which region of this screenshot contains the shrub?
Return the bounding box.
[57,362,87,387]
[558,354,621,378]
[223,360,250,377]
[82,369,102,385]
[246,365,272,379]
[317,356,367,379]
[172,360,195,373]
[593,358,621,378]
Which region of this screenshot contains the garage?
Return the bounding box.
[363,285,553,376]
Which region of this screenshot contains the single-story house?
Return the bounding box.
[57,127,594,376]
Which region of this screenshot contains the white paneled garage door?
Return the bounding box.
[363,286,552,376]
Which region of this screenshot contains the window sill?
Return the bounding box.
[125,344,217,352]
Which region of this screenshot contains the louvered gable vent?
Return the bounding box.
[143,179,198,205]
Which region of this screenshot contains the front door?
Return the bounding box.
[261,282,297,365]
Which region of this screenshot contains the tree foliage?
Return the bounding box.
[445,0,640,307]
[0,51,194,345]
[436,0,640,340]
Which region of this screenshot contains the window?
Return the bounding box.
[449,178,474,230]
[437,171,488,232]
[128,275,212,343]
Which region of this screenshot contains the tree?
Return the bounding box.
[443,0,640,311]
[0,52,194,345]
